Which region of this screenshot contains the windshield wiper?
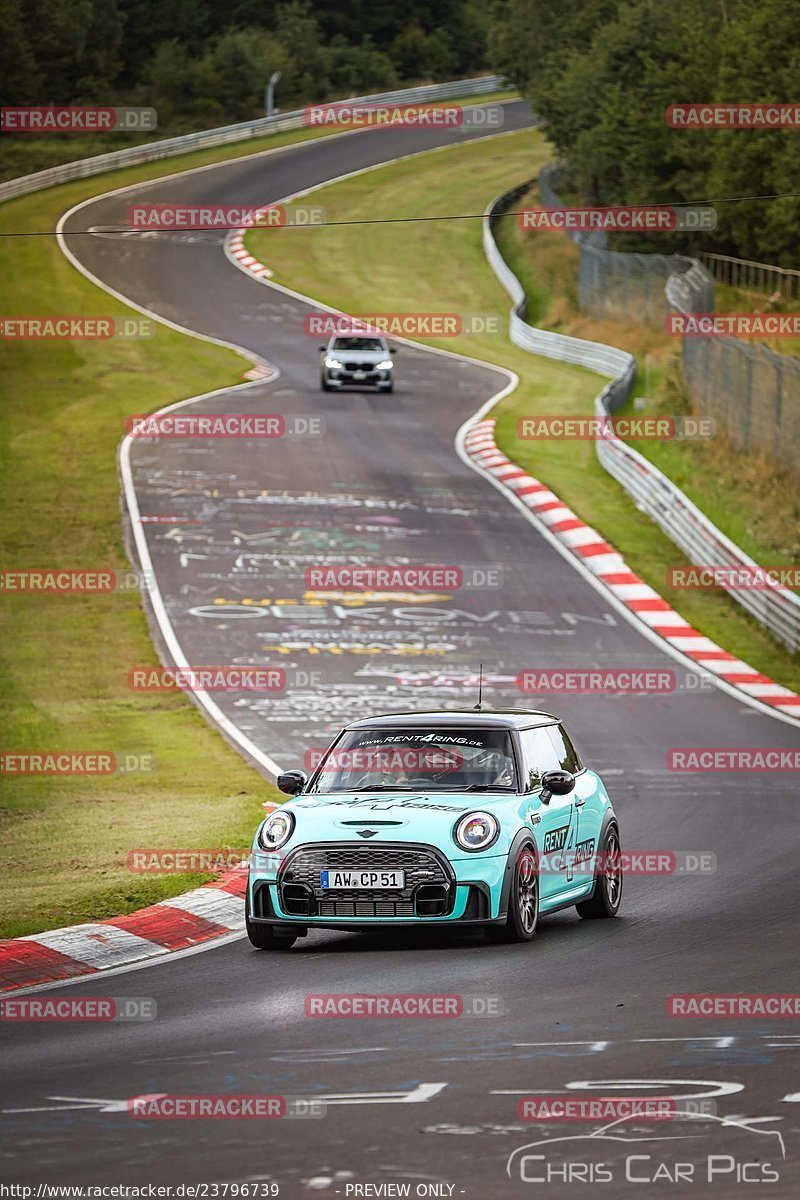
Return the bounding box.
[461,784,515,792]
[344,785,419,792]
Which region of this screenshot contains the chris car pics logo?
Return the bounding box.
[506,1108,785,1185]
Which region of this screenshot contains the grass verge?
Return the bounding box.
[246,131,799,693]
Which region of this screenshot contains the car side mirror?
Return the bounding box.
[277,769,307,796]
[539,769,575,805]
[319,345,326,352]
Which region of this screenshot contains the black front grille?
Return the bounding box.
[278,843,453,918]
[343,361,376,372]
[318,899,415,917]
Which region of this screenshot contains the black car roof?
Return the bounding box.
[344,708,559,731]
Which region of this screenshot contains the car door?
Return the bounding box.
[545,723,599,891]
[518,726,578,904]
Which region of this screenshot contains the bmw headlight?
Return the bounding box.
[375,360,393,370]
[324,357,343,369]
[259,809,295,850]
[453,811,499,852]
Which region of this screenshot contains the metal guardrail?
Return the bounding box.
[0,76,506,203]
[484,184,800,654]
[701,252,800,300]
[484,183,636,409]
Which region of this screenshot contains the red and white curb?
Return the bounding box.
[464,419,800,719]
[226,228,278,381]
[0,868,248,993]
[243,360,277,382]
[228,228,273,280]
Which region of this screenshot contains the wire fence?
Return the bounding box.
[701,252,800,300]
[538,166,800,477]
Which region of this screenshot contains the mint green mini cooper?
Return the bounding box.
[246,709,622,950]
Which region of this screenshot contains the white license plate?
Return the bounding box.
[352,370,366,379]
[320,868,405,890]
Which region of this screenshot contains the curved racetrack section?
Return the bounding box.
[3,102,799,1197]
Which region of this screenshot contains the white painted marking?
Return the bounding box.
[635,1037,735,1048]
[318,1082,447,1105]
[2,1094,166,1114]
[608,583,663,601]
[560,527,607,549]
[513,1041,611,1052]
[158,886,244,930]
[23,924,165,969]
[6,930,245,996]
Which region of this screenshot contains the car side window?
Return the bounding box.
[519,727,561,791]
[547,724,583,773]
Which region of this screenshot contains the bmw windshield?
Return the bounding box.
[308,727,518,793]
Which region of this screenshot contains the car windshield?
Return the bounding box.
[308,727,518,793]
[332,337,384,352]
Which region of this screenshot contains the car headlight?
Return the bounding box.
[259,809,295,850]
[324,357,343,369]
[453,811,499,852]
[375,360,393,370]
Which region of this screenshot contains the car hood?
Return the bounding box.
[326,349,388,362]
[255,791,524,858]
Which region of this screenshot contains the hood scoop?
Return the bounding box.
[337,819,405,827]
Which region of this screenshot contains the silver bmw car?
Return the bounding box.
[320,334,395,392]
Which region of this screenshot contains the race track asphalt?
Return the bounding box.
[3,101,799,1198]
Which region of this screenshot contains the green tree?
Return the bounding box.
[274,0,330,101]
[0,0,41,103]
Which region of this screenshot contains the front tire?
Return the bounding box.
[320,373,332,392]
[245,897,297,950]
[576,822,622,919]
[487,846,538,943]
